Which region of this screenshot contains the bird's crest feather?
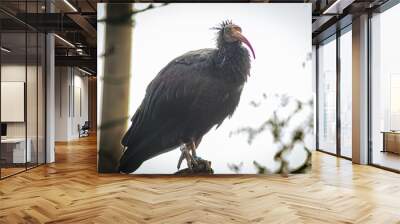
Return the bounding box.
[210,20,233,31]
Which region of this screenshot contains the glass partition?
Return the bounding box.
[1,30,28,177]
[27,31,38,169]
[0,1,46,179]
[38,32,45,165]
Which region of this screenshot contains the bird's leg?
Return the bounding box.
[189,140,213,172]
[190,141,197,159]
[177,145,187,170]
[177,143,198,170]
[175,140,213,174]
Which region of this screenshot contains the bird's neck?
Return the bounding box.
[215,42,250,83]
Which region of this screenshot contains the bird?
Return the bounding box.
[119,20,255,173]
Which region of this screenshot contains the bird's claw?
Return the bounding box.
[174,157,213,175]
[177,144,198,170]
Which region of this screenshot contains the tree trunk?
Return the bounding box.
[98,3,132,173]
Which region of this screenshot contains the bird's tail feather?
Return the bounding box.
[121,125,132,146]
[119,141,172,173]
[121,109,144,147]
[119,132,165,173]
[118,148,147,173]
[119,119,179,173]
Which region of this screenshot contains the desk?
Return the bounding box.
[381,131,400,154]
[1,138,31,163]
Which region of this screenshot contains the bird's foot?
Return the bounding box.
[177,144,198,170]
[175,157,213,175]
[176,142,213,174]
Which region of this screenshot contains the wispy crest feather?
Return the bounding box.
[210,20,233,31]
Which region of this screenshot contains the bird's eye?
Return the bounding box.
[232,26,242,33]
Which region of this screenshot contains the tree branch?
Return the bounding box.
[98,3,169,25]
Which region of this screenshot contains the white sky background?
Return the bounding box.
[98,3,313,174]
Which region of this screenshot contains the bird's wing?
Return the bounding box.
[121,49,218,157]
[146,49,218,120]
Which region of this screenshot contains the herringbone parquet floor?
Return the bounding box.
[1,135,400,224]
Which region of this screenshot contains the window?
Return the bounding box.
[339,28,352,158]
[318,36,337,154]
[370,3,400,171]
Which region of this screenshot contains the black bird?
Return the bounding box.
[119,20,255,173]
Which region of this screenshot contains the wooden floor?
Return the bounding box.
[1,135,400,223]
[1,167,26,178]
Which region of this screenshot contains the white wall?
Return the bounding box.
[55,67,89,141]
[55,66,68,141]
[71,72,89,138]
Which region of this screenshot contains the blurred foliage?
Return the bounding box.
[98,3,168,26]
[230,94,314,176]
[227,162,243,174]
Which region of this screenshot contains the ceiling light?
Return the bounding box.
[1,47,11,53]
[63,0,78,12]
[78,67,93,76]
[54,34,75,48]
[76,48,85,55]
[323,0,354,15]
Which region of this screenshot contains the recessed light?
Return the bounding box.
[54,34,75,48]
[78,67,93,76]
[322,0,354,15]
[1,47,11,53]
[63,0,78,12]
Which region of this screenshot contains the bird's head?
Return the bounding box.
[213,20,256,59]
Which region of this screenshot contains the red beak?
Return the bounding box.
[234,31,256,59]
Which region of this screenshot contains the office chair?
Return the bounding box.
[79,121,90,138]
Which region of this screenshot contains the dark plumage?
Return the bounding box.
[119,20,254,173]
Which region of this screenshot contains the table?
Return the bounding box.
[381,131,400,154]
[1,138,31,164]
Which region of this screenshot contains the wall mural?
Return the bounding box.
[97,3,313,174]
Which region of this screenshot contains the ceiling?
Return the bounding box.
[0,0,98,75]
[0,0,396,74]
[311,0,391,44]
